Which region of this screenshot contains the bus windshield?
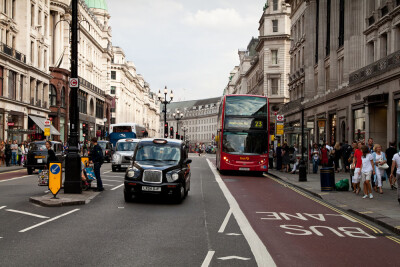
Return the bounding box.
[222,131,268,155]
[225,96,267,116]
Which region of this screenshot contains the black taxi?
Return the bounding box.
[124,138,192,203]
[24,141,65,174]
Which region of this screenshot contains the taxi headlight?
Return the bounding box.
[166,171,179,182]
[126,167,139,178]
[113,154,120,161]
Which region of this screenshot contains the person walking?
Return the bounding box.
[89,137,104,192]
[0,141,4,167]
[276,144,282,171]
[390,143,400,204]
[359,145,375,199]
[367,138,374,153]
[320,145,329,167]
[311,143,320,174]
[386,141,397,190]
[45,141,57,166]
[352,142,363,194]
[282,143,290,172]
[269,144,274,169]
[11,140,18,166]
[17,144,22,166]
[5,140,11,167]
[333,142,342,172]
[372,144,387,194]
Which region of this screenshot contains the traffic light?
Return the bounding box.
[82,123,88,136]
[164,123,168,138]
[170,126,174,137]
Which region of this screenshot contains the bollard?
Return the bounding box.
[298,159,307,182]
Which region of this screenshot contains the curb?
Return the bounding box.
[29,197,86,207]
[266,171,400,236]
[0,167,24,173]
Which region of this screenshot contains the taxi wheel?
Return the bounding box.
[27,168,33,175]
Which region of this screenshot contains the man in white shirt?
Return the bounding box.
[390,145,400,204]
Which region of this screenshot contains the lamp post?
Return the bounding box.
[173,110,183,139]
[158,86,173,138]
[181,126,187,141]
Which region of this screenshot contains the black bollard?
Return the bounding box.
[298,159,307,181]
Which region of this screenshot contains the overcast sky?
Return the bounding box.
[108,0,265,101]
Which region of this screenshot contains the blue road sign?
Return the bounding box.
[50,164,61,175]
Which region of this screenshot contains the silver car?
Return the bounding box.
[111,139,139,172]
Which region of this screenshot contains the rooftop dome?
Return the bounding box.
[85,0,108,11]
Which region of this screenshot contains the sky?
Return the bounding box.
[108,0,266,101]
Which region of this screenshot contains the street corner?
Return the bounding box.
[29,190,101,207]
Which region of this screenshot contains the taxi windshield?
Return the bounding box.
[29,142,47,151]
[135,143,181,163]
[116,142,137,151]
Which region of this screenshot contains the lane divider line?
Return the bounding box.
[218,209,232,233]
[207,159,276,267]
[19,209,80,233]
[110,184,124,191]
[102,179,121,182]
[0,206,6,210]
[0,175,31,183]
[201,251,215,267]
[5,209,49,219]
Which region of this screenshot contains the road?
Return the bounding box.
[0,154,399,266]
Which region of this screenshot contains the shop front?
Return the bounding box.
[317,119,326,145]
[28,115,61,141]
[6,113,24,143]
[353,108,365,143]
[396,99,400,150]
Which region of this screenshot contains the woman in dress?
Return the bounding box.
[372,144,387,194]
[359,145,375,199]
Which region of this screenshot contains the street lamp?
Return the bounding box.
[173,110,183,139]
[158,86,173,138]
[181,126,187,141]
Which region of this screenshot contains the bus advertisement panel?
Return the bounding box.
[109,123,147,147]
[216,95,269,174]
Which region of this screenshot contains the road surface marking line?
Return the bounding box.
[0,170,25,174]
[226,233,242,236]
[359,211,374,214]
[387,236,400,244]
[207,159,276,267]
[0,206,6,210]
[218,256,251,261]
[0,175,31,183]
[44,190,49,193]
[6,209,49,219]
[264,174,382,234]
[102,179,121,182]
[19,209,80,233]
[218,209,232,233]
[110,184,124,191]
[102,175,124,178]
[103,171,111,174]
[201,251,215,267]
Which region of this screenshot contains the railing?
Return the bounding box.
[349,49,400,85]
[0,42,26,63]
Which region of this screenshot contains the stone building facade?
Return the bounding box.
[161,97,221,145]
[283,0,400,150]
[110,46,160,138]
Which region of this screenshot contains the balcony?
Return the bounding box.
[349,49,400,85]
[0,42,26,63]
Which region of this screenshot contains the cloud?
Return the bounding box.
[183,8,254,29]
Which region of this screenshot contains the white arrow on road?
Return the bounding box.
[218,256,251,261]
[226,233,242,236]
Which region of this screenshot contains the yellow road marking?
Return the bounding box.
[359,211,374,214]
[0,169,24,174]
[264,173,400,245]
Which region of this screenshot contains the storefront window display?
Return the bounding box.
[396,100,400,150]
[317,120,326,145]
[60,117,65,143]
[353,109,365,143]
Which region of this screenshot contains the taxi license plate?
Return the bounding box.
[35,156,45,159]
[37,159,43,163]
[142,186,161,192]
[121,165,129,168]
[239,168,250,171]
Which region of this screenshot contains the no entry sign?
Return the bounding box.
[276,115,284,122]
[69,78,79,88]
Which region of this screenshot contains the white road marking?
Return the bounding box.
[0,175,31,183]
[207,159,276,267]
[6,209,49,219]
[0,206,6,210]
[218,256,251,261]
[110,184,124,191]
[201,251,215,267]
[44,190,49,193]
[218,209,232,233]
[102,179,121,182]
[118,207,124,209]
[102,175,124,178]
[19,209,80,233]
[103,171,111,174]
[226,233,242,236]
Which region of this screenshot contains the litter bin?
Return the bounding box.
[320,167,335,191]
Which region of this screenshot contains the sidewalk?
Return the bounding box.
[268,168,400,235]
[0,165,25,173]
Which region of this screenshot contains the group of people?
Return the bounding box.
[0,140,29,167]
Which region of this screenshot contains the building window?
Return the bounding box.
[273,0,278,11]
[8,70,16,100]
[353,109,365,142]
[4,0,7,14]
[44,14,48,35]
[61,86,65,107]
[338,58,344,85]
[338,0,344,48]
[110,107,115,113]
[325,66,330,91]
[272,20,278,32]
[38,9,41,26]
[20,75,23,102]
[367,41,374,64]
[49,85,57,106]
[271,50,278,64]
[111,118,116,124]
[96,101,104,119]
[380,33,388,58]
[12,0,15,19]
[78,91,87,114]
[381,6,388,17]
[314,72,318,93]
[111,86,116,94]
[271,78,279,95]
[326,0,331,56]
[0,66,3,96]
[111,71,116,80]
[30,41,34,64]
[31,4,34,27]
[396,100,400,150]
[315,0,319,63]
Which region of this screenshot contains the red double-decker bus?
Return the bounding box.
[216,95,269,175]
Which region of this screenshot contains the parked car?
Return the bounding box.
[124,138,192,203]
[24,141,65,175]
[97,140,113,162]
[111,138,139,172]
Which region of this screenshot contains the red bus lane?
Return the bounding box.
[0,170,28,182]
[220,172,400,266]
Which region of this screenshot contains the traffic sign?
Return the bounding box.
[276,124,284,135]
[44,120,51,126]
[69,78,79,88]
[276,114,284,122]
[44,127,50,136]
[49,162,62,198]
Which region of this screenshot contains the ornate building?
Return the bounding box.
[283,0,400,149]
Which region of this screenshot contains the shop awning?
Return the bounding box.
[29,115,61,136]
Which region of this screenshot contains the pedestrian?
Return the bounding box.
[359,145,375,199]
[372,144,387,194]
[276,143,282,171]
[352,142,363,194]
[348,142,356,191]
[282,143,290,172]
[311,143,320,173]
[89,137,104,192]
[45,141,57,166]
[320,145,329,167]
[0,141,4,167]
[269,144,274,169]
[342,142,352,172]
[11,140,18,166]
[332,142,342,172]
[17,144,22,166]
[386,141,397,190]
[389,143,400,204]
[5,140,11,167]
[367,138,374,154]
